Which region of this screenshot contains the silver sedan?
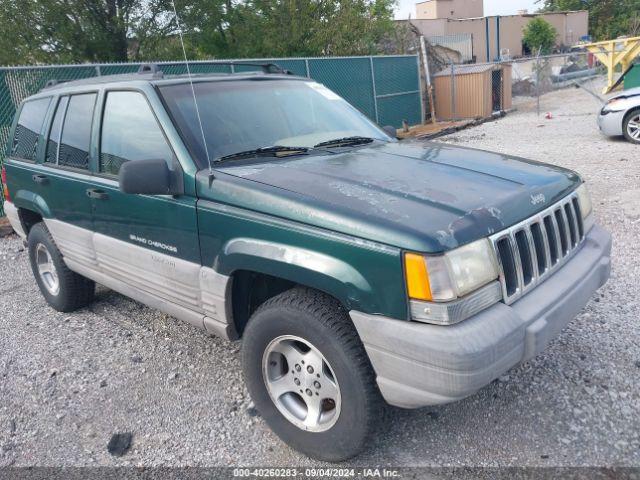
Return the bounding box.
[597,87,640,144]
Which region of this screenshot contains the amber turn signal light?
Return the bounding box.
[404,252,432,301]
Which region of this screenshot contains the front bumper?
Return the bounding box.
[351,224,611,409]
[597,109,625,137]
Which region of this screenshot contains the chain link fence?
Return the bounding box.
[0,55,423,217]
[522,52,603,116]
[430,52,604,122]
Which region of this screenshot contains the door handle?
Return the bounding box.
[32,174,49,185]
[86,188,109,200]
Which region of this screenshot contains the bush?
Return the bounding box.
[523,18,558,55]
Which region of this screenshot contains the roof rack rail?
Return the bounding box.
[43,79,60,89]
[213,62,292,75]
[138,61,290,76]
[260,63,292,75]
[138,63,164,78]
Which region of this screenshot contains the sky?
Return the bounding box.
[394,0,541,19]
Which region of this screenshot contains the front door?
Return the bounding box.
[89,89,202,312]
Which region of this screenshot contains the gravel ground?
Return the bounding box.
[1,79,639,469]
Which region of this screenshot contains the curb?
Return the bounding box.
[414,110,513,140]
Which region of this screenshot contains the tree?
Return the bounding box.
[0,0,397,64]
[537,0,640,41]
[523,17,557,54]
[177,0,397,59]
[0,0,176,64]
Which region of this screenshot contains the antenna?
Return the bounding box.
[170,0,212,170]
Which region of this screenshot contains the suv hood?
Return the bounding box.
[201,140,581,253]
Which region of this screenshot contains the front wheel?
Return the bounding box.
[623,109,640,144]
[242,287,382,461]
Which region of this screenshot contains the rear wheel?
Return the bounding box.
[242,287,382,461]
[28,223,95,312]
[623,109,640,144]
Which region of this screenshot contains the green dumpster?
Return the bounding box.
[624,63,640,90]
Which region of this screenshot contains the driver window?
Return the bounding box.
[100,91,173,176]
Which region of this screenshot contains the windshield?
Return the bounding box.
[159,79,390,167]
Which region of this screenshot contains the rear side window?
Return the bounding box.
[45,96,69,164]
[100,91,173,175]
[58,93,97,169]
[10,97,51,161]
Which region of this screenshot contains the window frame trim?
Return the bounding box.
[8,96,53,164]
[57,91,98,172]
[41,90,99,175]
[96,87,180,180]
[44,95,69,166]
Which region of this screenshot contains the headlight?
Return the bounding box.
[445,239,500,297]
[404,239,499,302]
[576,183,592,219]
[602,97,626,113]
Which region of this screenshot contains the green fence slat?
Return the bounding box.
[308,57,377,121]
[377,93,422,128]
[100,64,140,75]
[372,56,420,96]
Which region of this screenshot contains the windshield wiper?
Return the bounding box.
[214,145,310,163]
[313,136,375,148]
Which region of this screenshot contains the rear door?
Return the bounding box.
[6,93,97,241]
[38,93,98,231]
[4,96,54,213]
[89,88,202,311]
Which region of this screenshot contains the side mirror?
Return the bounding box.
[119,159,178,195]
[382,125,398,139]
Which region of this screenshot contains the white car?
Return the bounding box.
[597,86,640,144]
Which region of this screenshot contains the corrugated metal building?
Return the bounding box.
[433,63,512,120]
[427,34,474,63]
[407,10,589,62]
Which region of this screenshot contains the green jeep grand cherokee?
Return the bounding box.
[2,64,611,461]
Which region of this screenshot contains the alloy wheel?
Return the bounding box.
[262,335,341,432]
[35,243,60,295]
[627,114,640,141]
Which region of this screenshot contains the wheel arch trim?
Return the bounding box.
[12,190,52,220]
[219,238,374,313]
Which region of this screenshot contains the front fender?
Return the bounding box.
[197,200,408,320]
[215,238,375,313]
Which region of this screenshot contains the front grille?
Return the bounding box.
[490,192,585,305]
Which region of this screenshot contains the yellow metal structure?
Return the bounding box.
[583,36,640,93]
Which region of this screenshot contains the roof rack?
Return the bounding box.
[138,61,291,76]
[258,63,293,75]
[37,61,292,93]
[207,62,293,75]
[41,78,74,90]
[138,63,164,78]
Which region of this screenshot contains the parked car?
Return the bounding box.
[2,64,611,461]
[597,86,640,144]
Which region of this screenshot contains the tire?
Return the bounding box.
[623,109,640,144]
[242,287,382,462]
[27,222,95,312]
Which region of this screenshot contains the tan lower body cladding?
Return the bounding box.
[44,219,236,340]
